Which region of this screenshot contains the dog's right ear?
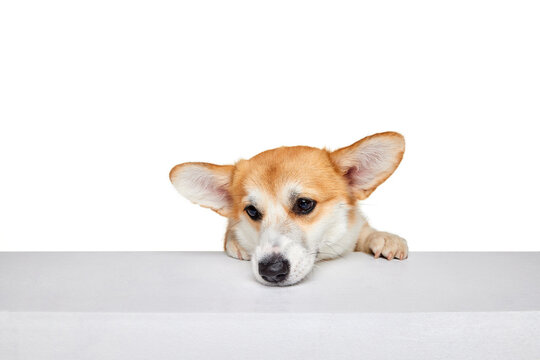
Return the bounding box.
[169,162,234,217]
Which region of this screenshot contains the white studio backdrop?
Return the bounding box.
[0,0,539,251]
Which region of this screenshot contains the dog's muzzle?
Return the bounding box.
[258,254,290,283]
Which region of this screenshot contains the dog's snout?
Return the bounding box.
[258,255,290,283]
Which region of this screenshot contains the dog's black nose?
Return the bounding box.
[258,255,290,283]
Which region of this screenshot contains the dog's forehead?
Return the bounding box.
[231,146,346,201]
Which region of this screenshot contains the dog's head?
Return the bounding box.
[170,132,404,286]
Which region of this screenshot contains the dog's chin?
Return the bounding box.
[252,249,316,287]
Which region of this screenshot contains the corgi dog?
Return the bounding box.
[169,132,407,286]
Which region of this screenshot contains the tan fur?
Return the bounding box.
[229,146,353,224]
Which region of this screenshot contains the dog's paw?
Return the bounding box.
[225,238,251,261]
[367,231,408,260]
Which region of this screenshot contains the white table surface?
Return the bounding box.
[1,252,539,359]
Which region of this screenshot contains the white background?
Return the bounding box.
[1,0,539,251]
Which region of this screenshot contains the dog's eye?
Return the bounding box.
[293,198,316,215]
[245,205,262,221]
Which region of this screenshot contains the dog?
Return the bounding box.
[169,131,408,286]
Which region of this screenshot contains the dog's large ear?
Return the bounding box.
[169,162,234,216]
[330,132,405,200]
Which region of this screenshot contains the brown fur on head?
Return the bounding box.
[170,131,405,285]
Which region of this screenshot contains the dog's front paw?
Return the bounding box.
[367,231,408,260]
[225,237,251,261]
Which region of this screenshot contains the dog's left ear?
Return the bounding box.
[330,131,405,200]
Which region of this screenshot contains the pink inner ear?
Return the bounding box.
[214,184,232,204]
[335,134,403,192]
[345,165,372,188]
[350,143,395,186]
[193,172,230,203]
[343,150,386,188]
